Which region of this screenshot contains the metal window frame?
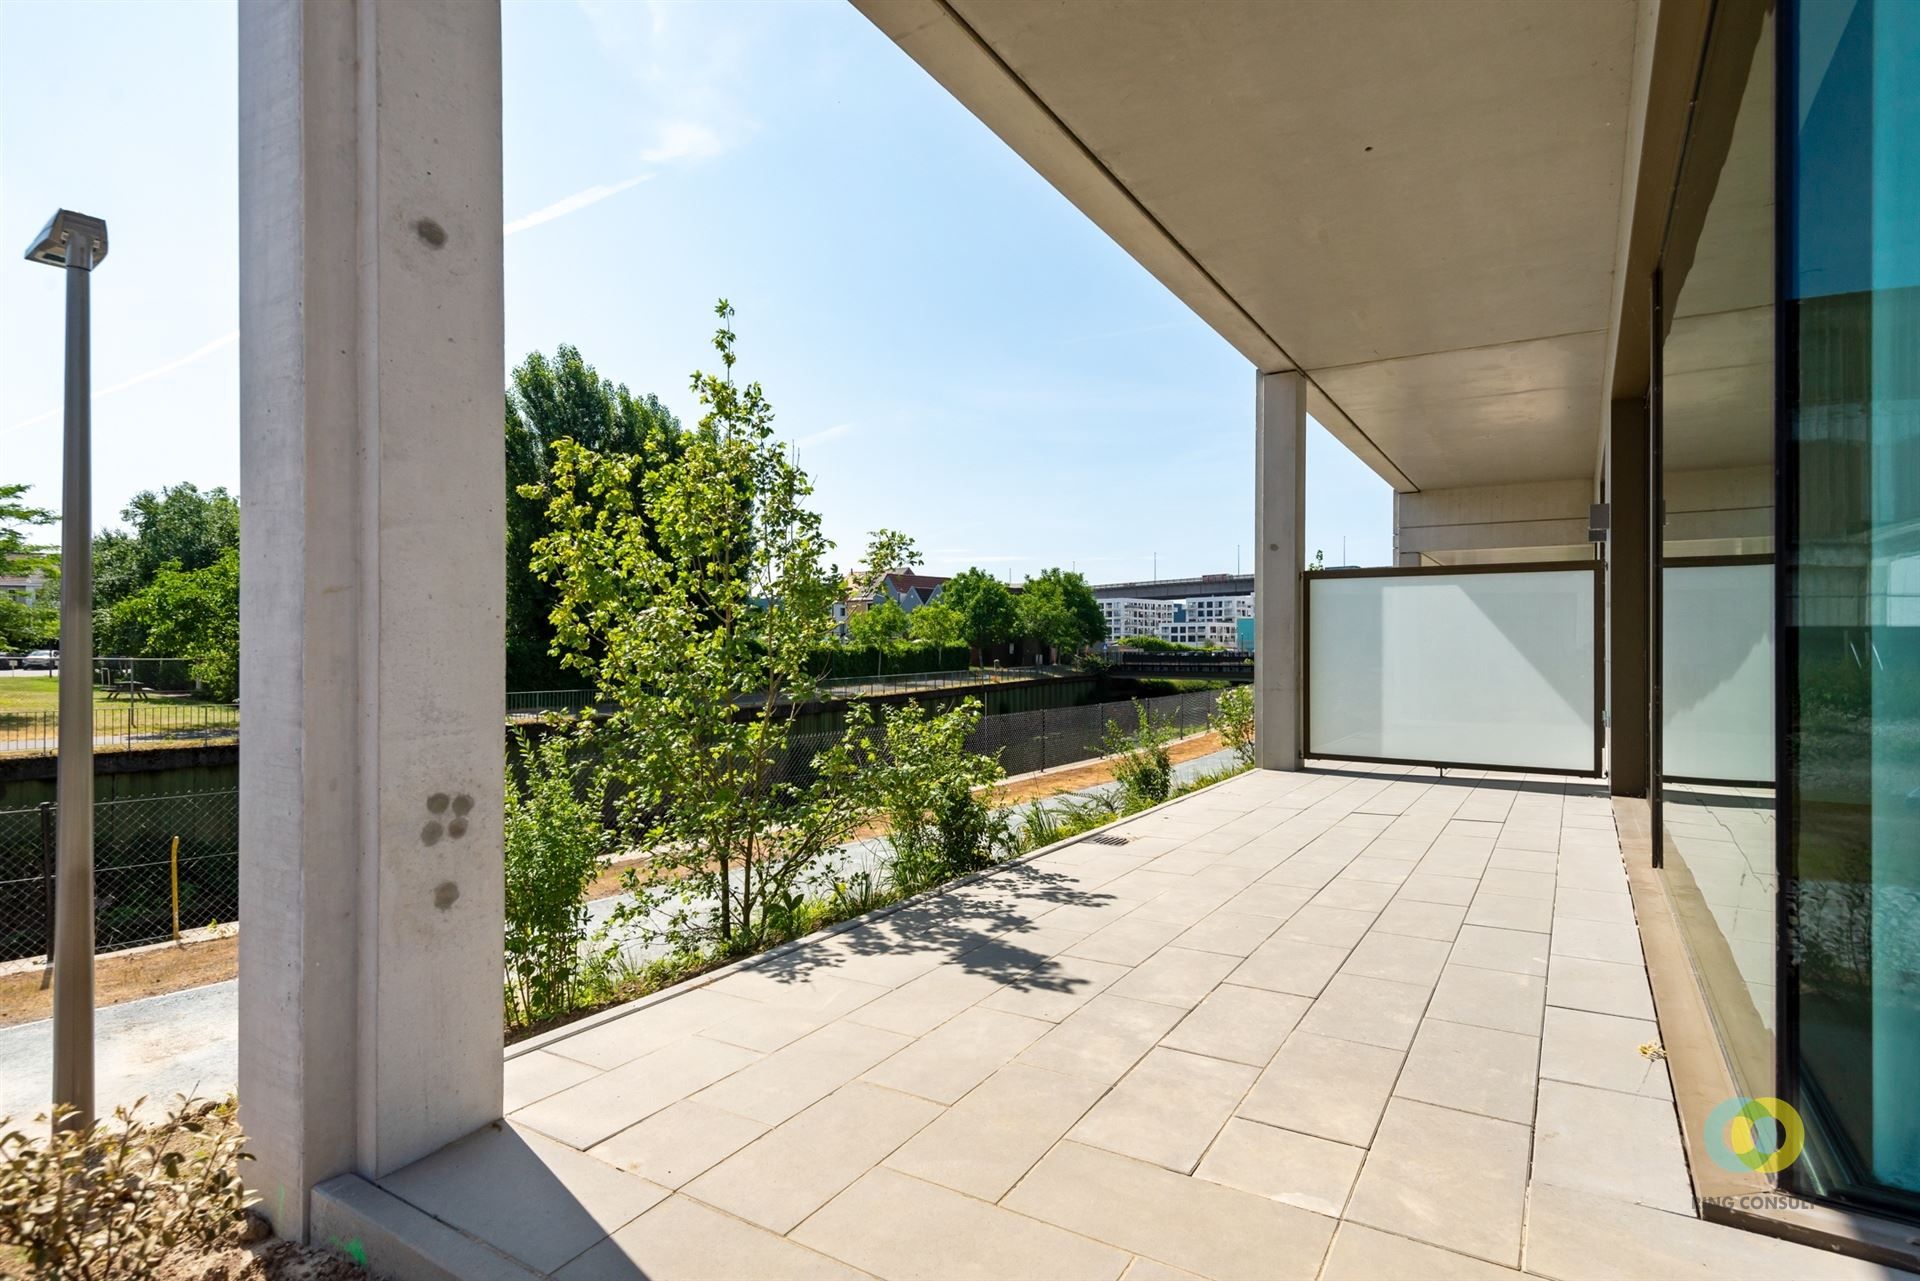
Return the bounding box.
[1299,560,1606,778]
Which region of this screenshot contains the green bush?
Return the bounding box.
[856,698,1015,895]
[1211,685,1256,767]
[1099,701,1175,812]
[0,1095,253,1280]
[503,730,613,1028]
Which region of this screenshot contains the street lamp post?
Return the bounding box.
[25,209,108,1131]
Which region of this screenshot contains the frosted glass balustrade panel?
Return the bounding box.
[1307,569,1598,772]
[1662,562,1774,784]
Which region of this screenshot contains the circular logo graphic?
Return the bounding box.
[1704,1096,1805,1174]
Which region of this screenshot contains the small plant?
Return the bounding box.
[504,729,614,1028]
[0,1095,254,1280]
[1211,685,1257,768]
[1099,701,1175,812]
[856,698,1015,896]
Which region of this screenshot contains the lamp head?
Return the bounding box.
[24,210,108,270]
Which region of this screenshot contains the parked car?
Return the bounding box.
[20,650,58,670]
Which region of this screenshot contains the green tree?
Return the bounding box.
[851,527,919,597]
[853,697,1011,894]
[91,483,239,613]
[846,596,910,650]
[939,567,1017,664]
[505,345,682,690]
[0,484,56,650]
[503,730,613,1027]
[0,483,52,576]
[906,599,964,664]
[106,548,240,699]
[1016,567,1106,661]
[526,302,862,951]
[1211,684,1256,768]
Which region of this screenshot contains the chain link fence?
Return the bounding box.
[768,687,1226,791]
[0,789,239,964]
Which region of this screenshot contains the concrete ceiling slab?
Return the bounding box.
[857,0,1642,492]
[1314,332,1608,488]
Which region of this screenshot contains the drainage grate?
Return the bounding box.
[1082,833,1130,846]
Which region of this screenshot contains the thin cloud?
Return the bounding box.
[3,329,238,437]
[504,174,653,237]
[795,423,853,449]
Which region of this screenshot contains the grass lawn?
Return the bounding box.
[0,676,236,742]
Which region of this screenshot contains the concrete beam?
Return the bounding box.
[1255,371,1304,770]
[238,0,505,1240]
[1394,478,1593,561]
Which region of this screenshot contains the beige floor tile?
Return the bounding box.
[886,1061,1107,1200]
[1392,1018,1539,1123]
[1531,1080,1692,1213]
[588,1100,767,1189]
[980,952,1132,1022]
[1339,931,1451,988]
[794,1167,1129,1281]
[692,1021,909,1125]
[1476,867,1556,901]
[683,1081,940,1233]
[1465,891,1555,934]
[1120,1259,1204,1281]
[1161,984,1310,1066]
[1275,904,1379,948]
[1554,886,1637,926]
[1321,1223,1524,1280]
[1524,1182,1898,1281]
[1228,937,1351,997]
[1538,1006,1671,1099]
[1547,916,1644,965]
[1372,898,1468,941]
[862,1005,1052,1103]
[1448,924,1550,976]
[841,963,1008,1038]
[1308,877,1399,912]
[1066,914,1189,966]
[1107,946,1239,1009]
[1174,909,1283,956]
[1340,854,1420,884]
[1017,992,1185,1083]
[514,1035,763,1149]
[556,1194,865,1280]
[1238,1031,1403,1147]
[1545,955,1655,1019]
[710,969,893,1020]
[1487,846,1558,874]
[503,1050,600,1113]
[1423,964,1547,1036]
[1296,973,1431,1050]
[1224,882,1315,920]
[381,1122,668,1274]
[546,987,764,1070]
[1194,1117,1364,1217]
[1395,873,1480,906]
[1004,1141,1336,1281]
[1069,1046,1257,1172]
[1344,1098,1530,1267]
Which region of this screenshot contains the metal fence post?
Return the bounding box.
[38,800,54,958]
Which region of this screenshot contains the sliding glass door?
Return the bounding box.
[1781,0,1920,1214]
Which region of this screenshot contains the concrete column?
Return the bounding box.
[1607,397,1651,796]
[1255,371,1305,770]
[238,0,504,1240]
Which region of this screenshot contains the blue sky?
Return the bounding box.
[1,0,1390,580]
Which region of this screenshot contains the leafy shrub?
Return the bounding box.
[1099,701,1175,812]
[817,641,968,679]
[504,730,614,1028]
[1211,684,1256,767]
[0,1095,253,1280]
[856,698,1015,895]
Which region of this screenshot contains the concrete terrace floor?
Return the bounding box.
[371,765,1903,1281]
